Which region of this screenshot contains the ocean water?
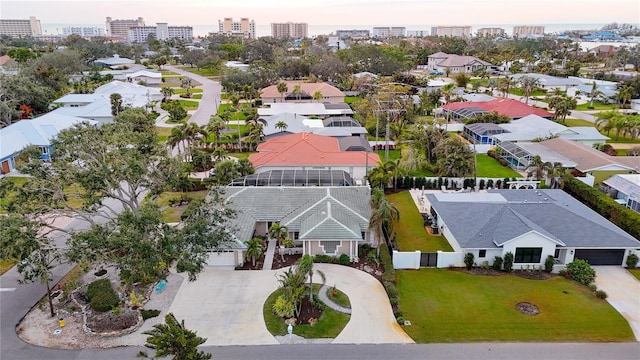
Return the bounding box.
[41,23,623,38]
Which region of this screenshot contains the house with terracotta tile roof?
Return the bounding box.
[441,98,553,120]
[427,52,493,74]
[249,132,380,183]
[260,81,345,104]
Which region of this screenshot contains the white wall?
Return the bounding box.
[206,251,240,267]
[436,251,464,268]
[392,250,421,269]
[576,174,595,187]
[501,231,557,269]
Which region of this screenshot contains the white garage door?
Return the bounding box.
[206,251,237,267]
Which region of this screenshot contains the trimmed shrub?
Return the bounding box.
[566,259,596,286]
[384,282,398,298]
[396,316,406,325]
[314,254,336,263]
[544,255,555,273]
[492,256,503,271]
[588,284,598,292]
[338,253,351,265]
[90,291,119,312]
[464,253,475,270]
[503,252,514,272]
[86,279,112,300]
[595,290,608,299]
[626,253,639,268]
[141,309,161,320]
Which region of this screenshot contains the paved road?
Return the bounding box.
[164,65,222,127]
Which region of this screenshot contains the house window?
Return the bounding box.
[293,232,299,240]
[554,249,560,258]
[361,232,366,240]
[479,250,486,258]
[514,248,542,263]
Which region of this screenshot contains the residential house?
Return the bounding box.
[0,113,96,175]
[427,189,640,268]
[260,113,368,139]
[441,98,553,121]
[125,70,162,86]
[427,52,493,75]
[600,174,640,213]
[93,55,135,69]
[588,45,619,58]
[257,102,353,118]
[510,73,582,92]
[249,132,379,183]
[223,186,375,261]
[260,81,345,104]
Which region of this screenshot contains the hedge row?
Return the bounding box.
[563,176,640,240]
[393,176,518,190]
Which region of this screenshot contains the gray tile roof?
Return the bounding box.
[222,186,371,242]
[427,189,640,249]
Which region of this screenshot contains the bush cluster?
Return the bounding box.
[141,309,161,320]
[503,252,514,272]
[544,255,555,273]
[464,253,474,270]
[565,259,596,286]
[86,279,119,312]
[391,176,518,190]
[627,254,639,269]
[492,256,503,271]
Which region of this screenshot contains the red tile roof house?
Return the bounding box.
[249,132,380,185]
[261,81,346,104]
[441,98,554,121]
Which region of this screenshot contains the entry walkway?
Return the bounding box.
[593,266,640,341]
[262,239,277,270]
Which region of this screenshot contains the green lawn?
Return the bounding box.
[397,269,635,342]
[156,190,209,222]
[159,70,180,76]
[0,259,15,275]
[177,100,199,110]
[476,154,522,178]
[217,104,249,120]
[575,102,618,111]
[564,118,596,127]
[326,287,351,308]
[375,149,399,161]
[606,136,640,144]
[344,96,359,104]
[387,191,453,252]
[229,152,254,160]
[177,66,216,77]
[192,94,202,99]
[264,285,350,338]
[509,89,547,97]
[173,88,203,94]
[628,269,640,281]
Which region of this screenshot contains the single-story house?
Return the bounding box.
[600,174,640,213]
[259,113,367,139]
[223,186,375,261]
[0,113,96,175]
[93,55,135,69]
[249,132,379,183]
[257,102,353,117]
[427,189,640,267]
[427,52,493,74]
[441,98,553,121]
[464,114,609,147]
[261,81,345,104]
[497,140,577,171]
[539,137,639,185]
[125,70,162,86]
[510,73,582,91]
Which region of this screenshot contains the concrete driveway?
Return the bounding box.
[167,264,413,346]
[593,266,640,341]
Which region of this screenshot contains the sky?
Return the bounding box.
[1,0,638,27]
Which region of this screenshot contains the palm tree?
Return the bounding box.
[276,81,288,103]
[167,126,188,155]
[525,155,551,181]
[236,158,254,176]
[596,111,627,140]
[296,254,326,303]
[369,188,400,256]
[269,222,288,262]
[518,76,539,105]
[617,85,634,109]
[212,145,229,163]
[441,83,455,104]
[161,87,174,102]
[244,238,265,267]
[275,121,288,133]
[110,93,123,116]
[547,162,566,189]
[143,313,212,360]
[292,84,302,101]
[588,82,603,108]
[548,93,577,124]
[313,90,323,103]
[207,115,226,148]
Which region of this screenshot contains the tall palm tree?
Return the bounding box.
[617,85,634,109]
[212,145,229,163]
[275,121,288,133]
[161,87,174,102]
[588,82,603,108]
[547,162,566,189]
[313,90,323,103]
[269,222,289,262]
[167,126,188,155]
[292,84,302,101]
[236,158,254,176]
[244,238,265,267]
[369,188,400,256]
[206,115,226,148]
[441,83,455,104]
[596,111,627,140]
[525,155,551,181]
[296,254,326,303]
[277,81,288,103]
[518,76,539,105]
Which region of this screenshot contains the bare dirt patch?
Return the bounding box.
[513,270,556,280]
[516,302,540,316]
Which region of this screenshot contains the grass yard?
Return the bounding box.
[509,89,547,97]
[178,100,199,110]
[229,152,254,160]
[387,191,453,252]
[159,70,180,76]
[218,104,249,120]
[173,88,203,94]
[397,269,635,342]
[192,94,203,100]
[0,259,15,275]
[156,190,209,222]
[628,269,640,281]
[375,149,400,161]
[344,96,359,104]
[264,285,350,338]
[476,154,522,178]
[575,102,618,111]
[327,287,351,308]
[155,127,173,143]
[564,118,596,127]
[177,66,216,77]
[606,136,640,144]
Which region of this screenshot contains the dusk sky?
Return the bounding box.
[2,0,639,26]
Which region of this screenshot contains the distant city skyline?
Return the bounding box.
[1,0,638,29]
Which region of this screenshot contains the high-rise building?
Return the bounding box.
[372,27,406,38]
[406,30,430,38]
[271,22,308,39]
[513,25,545,37]
[218,18,255,39]
[476,27,505,37]
[128,23,193,42]
[105,17,145,38]
[62,27,104,37]
[335,29,370,39]
[0,16,42,37]
[431,26,471,38]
